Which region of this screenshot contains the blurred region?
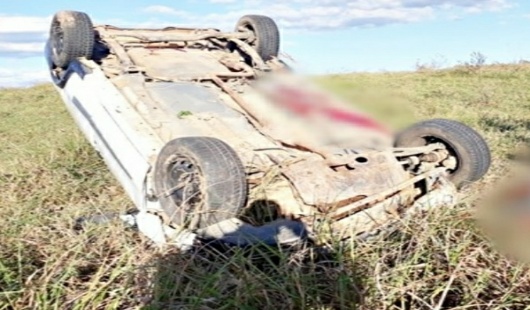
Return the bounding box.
[315,74,417,129]
[249,70,401,155]
[477,146,530,263]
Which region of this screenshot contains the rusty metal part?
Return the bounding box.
[267,57,290,72]
[393,143,446,157]
[100,25,215,32]
[329,167,447,219]
[204,34,267,71]
[218,55,252,73]
[330,177,457,240]
[229,38,268,70]
[102,30,252,43]
[416,161,438,174]
[209,37,228,49]
[420,149,449,163]
[147,72,254,83]
[400,156,420,167]
[330,186,419,239]
[442,156,458,170]
[126,42,187,49]
[281,152,410,207]
[97,29,143,73]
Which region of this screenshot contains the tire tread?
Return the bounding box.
[237,15,280,61]
[50,10,94,68]
[154,137,247,228]
[396,118,491,187]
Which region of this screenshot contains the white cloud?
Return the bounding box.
[464,0,512,13]
[0,42,44,57]
[0,67,48,88]
[0,15,51,87]
[0,15,50,58]
[0,15,51,34]
[143,5,188,16]
[143,0,513,30]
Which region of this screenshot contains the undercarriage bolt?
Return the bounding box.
[442,157,458,170]
[421,152,439,162]
[421,149,450,163]
[406,156,420,166]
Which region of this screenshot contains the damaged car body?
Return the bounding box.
[45,11,491,249]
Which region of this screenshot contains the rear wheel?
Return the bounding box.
[153,137,248,229]
[395,119,491,188]
[49,10,94,68]
[235,15,280,61]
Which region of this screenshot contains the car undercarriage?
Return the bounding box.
[45,11,491,249]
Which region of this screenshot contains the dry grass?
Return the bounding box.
[1,64,530,309]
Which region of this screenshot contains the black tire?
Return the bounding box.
[154,137,248,229]
[236,15,280,61]
[395,119,491,188]
[49,10,94,68]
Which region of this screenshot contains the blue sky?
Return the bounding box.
[1,0,530,87]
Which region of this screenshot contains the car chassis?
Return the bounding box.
[45,11,491,250]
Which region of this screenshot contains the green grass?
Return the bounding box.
[1,64,530,309]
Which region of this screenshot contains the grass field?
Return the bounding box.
[1,64,530,309]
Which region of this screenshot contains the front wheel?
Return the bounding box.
[153,137,248,229]
[235,15,280,61]
[395,118,491,188]
[49,10,95,68]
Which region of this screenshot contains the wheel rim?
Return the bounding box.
[417,136,461,174]
[239,22,258,49]
[51,20,64,60]
[164,155,203,216]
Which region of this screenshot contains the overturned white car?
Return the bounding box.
[45,10,491,249]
